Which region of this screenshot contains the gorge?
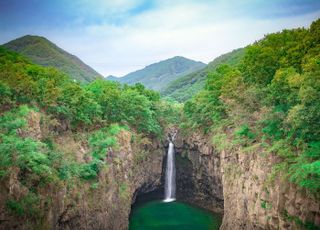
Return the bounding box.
[2,107,319,229]
[0,18,320,230]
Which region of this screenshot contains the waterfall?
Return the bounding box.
[164,141,176,202]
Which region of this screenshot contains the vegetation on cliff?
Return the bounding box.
[1,16,319,229]
[0,46,176,220]
[183,19,320,193]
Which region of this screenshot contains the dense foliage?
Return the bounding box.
[0,47,162,134]
[0,104,125,217]
[0,47,169,218]
[1,19,319,225]
[183,19,320,192]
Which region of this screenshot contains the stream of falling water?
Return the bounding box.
[164,141,176,202]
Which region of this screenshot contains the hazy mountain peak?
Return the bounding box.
[161,48,246,102]
[110,56,206,91]
[105,75,119,81]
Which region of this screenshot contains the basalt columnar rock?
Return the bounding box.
[220,146,320,230]
[2,113,319,230]
[54,131,165,230]
[174,131,224,214]
[0,111,165,230]
[174,130,320,230]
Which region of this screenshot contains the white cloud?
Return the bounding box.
[77,0,146,16]
[13,1,319,77]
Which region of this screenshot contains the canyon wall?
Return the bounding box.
[174,133,224,214]
[1,111,319,230]
[54,131,165,230]
[176,131,320,230]
[0,111,165,230]
[220,145,320,230]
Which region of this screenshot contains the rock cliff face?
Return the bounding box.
[54,131,165,230]
[175,130,320,229]
[0,111,165,230]
[174,132,224,214]
[1,112,319,230]
[220,147,320,230]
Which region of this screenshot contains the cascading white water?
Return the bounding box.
[164,141,176,202]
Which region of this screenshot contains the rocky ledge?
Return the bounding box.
[173,130,320,230]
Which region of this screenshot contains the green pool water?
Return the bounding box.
[129,200,222,230]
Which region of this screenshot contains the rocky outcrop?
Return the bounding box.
[0,111,165,230]
[174,131,224,213]
[220,147,320,230]
[176,130,320,230]
[54,131,165,230]
[2,111,319,230]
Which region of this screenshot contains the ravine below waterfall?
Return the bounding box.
[129,190,222,230]
[129,200,222,230]
[129,137,223,230]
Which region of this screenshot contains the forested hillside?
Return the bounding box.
[161,48,245,102]
[0,46,181,222]
[183,19,320,193]
[108,56,206,91]
[3,35,103,83]
[1,15,319,230]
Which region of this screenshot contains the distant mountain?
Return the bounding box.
[3,35,103,83]
[105,75,119,81]
[109,56,206,91]
[161,48,246,102]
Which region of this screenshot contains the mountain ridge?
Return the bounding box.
[161,48,246,102]
[107,56,206,91]
[3,35,103,83]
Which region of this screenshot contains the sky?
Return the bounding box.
[0,0,320,76]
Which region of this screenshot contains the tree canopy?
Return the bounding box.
[183,19,320,192]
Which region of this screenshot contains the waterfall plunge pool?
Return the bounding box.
[129,137,222,229]
[129,199,222,230]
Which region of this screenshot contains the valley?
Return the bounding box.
[0,18,320,230]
